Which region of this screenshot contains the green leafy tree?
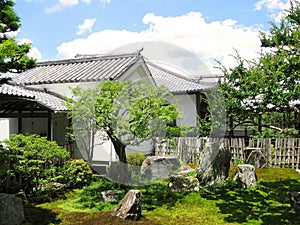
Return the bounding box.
[69,80,181,183]
[198,88,227,137]
[0,134,70,199]
[0,0,36,81]
[218,1,300,137]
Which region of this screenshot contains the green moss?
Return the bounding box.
[23,167,300,225]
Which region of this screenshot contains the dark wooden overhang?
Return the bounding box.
[0,87,68,140]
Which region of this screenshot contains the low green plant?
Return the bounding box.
[61,159,93,189]
[73,177,122,211]
[235,158,245,165]
[126,152,146,166]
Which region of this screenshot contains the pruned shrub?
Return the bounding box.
[127,152,146,166]
[0,134,70,199]
[61,159,93,188]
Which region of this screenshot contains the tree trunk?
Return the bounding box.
[113,138,127,164]
[258,114,262,134]
[110,137,131,184]
[229,118,233,138]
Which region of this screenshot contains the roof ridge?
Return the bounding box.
[145,59,216,85]
[37,52,141,66]
[145,60,192,80]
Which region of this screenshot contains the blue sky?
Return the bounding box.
[14,0,291,71]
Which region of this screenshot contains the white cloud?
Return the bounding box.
[28,47,42,61]
[254,0,286,11]
[81,0,92,4]
[44,0,92,14]
[44,4,62,14]
[58,0,78,6]
[18,38,32,45]
[100,0,111,5]
[18,38,42,61]
[254,0,291,22]
[77,18,97,35]
[57,12,262,72]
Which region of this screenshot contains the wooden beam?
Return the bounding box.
[0,112,49,118]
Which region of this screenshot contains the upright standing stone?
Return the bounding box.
[112,190,142,221]
[233,164,257,188]
[0,193,25,225]
[196,142,231,187]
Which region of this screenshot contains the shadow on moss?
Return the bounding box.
[22,205,61,225]
[201,179,300,225]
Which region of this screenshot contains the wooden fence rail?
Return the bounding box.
[155,137,300,169]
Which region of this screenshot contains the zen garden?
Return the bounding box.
[1,1,300,225]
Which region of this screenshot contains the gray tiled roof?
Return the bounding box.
[146,61,216,93]
[14,53,140,85]
[9,52,215,94]
[0,84,68,112]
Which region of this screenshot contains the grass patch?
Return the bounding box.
[22,166,300,225]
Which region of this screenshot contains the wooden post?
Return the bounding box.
[18,111,22,134]
[47,111,52,140]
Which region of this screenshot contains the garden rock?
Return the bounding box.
[244,148,267,168]
[100,190,120,202]
[196,141,231,187]
[168,175,200,192]
[289,192,300,214]
[176,164,195,175]
[233,164,257,188]
[112,190,142,221]
[141,156,181,179]
[0,193,24,225]
[43,182,66,189]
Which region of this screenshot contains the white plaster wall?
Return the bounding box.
[126,140,154,155]
[172,94,197,127]
[73,130,117,162]
[0,118,20,141]
[119,63,156,86]
[0,119,10,141]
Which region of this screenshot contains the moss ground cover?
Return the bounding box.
[22,166,300,225]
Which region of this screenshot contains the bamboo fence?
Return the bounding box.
[155,137,300,169]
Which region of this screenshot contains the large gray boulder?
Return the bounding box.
[0,193,25,225]
[112,190,142,221]
[196,141,231,187]
[233,164,257,188]
[168,175,200,192]
[141,156,181,179]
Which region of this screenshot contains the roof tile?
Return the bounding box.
[0,84,68,112]
[14,53,140,85]
[146,61,216,93]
